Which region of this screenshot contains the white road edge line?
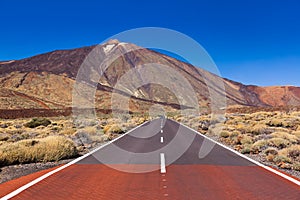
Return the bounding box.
[160,153,166,173]
[161,136,164,143]
[1,120,150,200]
[169,119,300,186]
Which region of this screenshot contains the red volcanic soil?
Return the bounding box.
[247,85,300,107]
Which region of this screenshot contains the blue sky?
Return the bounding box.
[0,0,300,86]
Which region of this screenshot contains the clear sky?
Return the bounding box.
[1,0,300,86]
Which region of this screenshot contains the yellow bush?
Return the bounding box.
[291,131,300,138]
[106,124,124,134]
[278,145,300,161]
[240,135,253,145]
[251,124,269,135]
[0,136,78,166]
[82,126,97,135]
[103,125,111,134]
[266,118,283,127]
[60,128,76,135]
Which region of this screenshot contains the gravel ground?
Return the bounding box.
[0,159,73,184]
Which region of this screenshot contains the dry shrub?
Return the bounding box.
[268,137,290,148]
[266,118,283,127]
[137,117,146,124]
[292,163,300,171]
[266,154,275,162]
[267,117,299,128]
[291,131,300,138]
[103,125,111,134]
[89,134,109,143]
[240,135,253,145]
[236,123,269,135]
[60,128,77,135]
[0,133,9,141]
[105,124,124,134]
[81,126,97,135]
[250,111,273,120]
[229,131,240,138]
[264,147,278,155]
[251,140,268,153]
[219,131,230,138]
[250,124,270,135]
[278,145,300,161]
[0,136,78,166]
[207,124,223,136]
[273,155,292,164]
[120,123,135,131]
[270,132,298,143]
[290,111,300,117]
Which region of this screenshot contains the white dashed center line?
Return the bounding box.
[161,136,164,143]
[160,153,166,173]
[161,129,163,133]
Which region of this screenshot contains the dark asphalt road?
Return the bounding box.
[3,118,300,200]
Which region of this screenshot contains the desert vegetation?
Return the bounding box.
[171,111,300,171]
[0,115,148,166]
[1,110,300,174]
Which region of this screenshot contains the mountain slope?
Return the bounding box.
[0,40,300,113]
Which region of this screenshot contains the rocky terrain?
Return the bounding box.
[1,39,300,116]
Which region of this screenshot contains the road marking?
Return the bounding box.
[161,129,163,133]
[160,153,166,173]
[1,121,150,200]
[170,119,300,186]
[161,136,164,143]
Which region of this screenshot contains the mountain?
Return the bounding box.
[0,39,300,117]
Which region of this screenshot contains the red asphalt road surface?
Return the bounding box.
[1,118,300,199]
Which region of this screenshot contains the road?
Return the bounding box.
[2,118,300,199]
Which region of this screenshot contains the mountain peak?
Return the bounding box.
[106,39,120,45]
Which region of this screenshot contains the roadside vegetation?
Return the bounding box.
[0,115,148,166]
[1,110,299,173]
[171,111,300,171]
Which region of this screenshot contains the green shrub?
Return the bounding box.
[24,118,51,128]
[273,155,291,164]
[240,145,251,154]
[219,131,230,138]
